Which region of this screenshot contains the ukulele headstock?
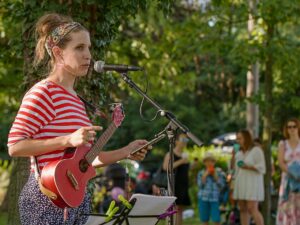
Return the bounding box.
[110,103,125,127]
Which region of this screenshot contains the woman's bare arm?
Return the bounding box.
[8,126,101,157]
[278,141,288,173]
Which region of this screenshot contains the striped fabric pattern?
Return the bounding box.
[7,80,92,172]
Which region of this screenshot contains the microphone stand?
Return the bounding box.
[165,122,176,225]
[118,72,203,225]
[118,72,203,146]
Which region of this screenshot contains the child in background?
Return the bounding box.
[197,152,226,225]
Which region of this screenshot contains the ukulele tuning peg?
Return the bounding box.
[109,103,123,113]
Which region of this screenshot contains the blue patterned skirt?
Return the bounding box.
[19,173,91,225]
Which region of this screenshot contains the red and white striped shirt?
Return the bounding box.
[7,80,92,172]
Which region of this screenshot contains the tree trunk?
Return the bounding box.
[246,63,260,137]
[5,1,33,224]
[262,22,275,225]
[246,0,259,138]
[6,158,30,225]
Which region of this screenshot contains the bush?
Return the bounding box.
[186,145,231,172]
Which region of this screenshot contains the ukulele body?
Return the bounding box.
[40,144,96,208]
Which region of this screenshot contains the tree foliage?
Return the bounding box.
[104,0,300,144]
[0,0,299,223]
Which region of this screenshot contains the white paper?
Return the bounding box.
[85,194,176,225]
[85,215,113,225]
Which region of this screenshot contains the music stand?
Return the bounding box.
[84,194,176,225]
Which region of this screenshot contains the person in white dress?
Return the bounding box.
[233,130,265,225]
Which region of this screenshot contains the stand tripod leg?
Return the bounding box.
[165,123,178,225]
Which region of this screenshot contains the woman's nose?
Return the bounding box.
[85,49,92,60]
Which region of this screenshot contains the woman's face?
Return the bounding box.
[236,132,245,148]
[176,134,189,148]
[287,121,299,137]
[59,30,92,76]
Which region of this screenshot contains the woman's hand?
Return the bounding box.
[240,164,257,172]
[126,139,150,161]
[239,162,249,170]
[66,126,102,147]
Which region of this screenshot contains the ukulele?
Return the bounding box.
[40,103,124,208]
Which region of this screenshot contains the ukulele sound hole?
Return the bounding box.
[79,159,89,173]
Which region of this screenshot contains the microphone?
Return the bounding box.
[93,60,143,73]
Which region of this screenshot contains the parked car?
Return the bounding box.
[210,132,237,153]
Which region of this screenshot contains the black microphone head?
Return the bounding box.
[94,60,143,73]
[94,60,105,73]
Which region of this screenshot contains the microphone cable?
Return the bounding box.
[138,69,163,122]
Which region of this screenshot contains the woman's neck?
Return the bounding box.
[174,146,183,155]
[47,71,76,94]
[289,135,300,143]
[241,146,249,153]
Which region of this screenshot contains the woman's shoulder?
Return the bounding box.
[235,150,243,157]
[277,140,287,152]
[21,80,56,107]
[251,146,263,154]
[278,140,286,146]
[25,80,52,96]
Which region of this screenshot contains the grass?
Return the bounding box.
[180,217,200,225]
[0,213,223,225]
[157,217,201,225]
[0,212,200,225]
[0,212,7,225]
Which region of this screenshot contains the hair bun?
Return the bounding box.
[35,13,73,39]
[33,13,73,69]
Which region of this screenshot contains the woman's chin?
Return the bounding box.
[77,73,87,77]
[76,70,89,77]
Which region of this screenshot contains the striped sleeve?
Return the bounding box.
[7,83,56,147]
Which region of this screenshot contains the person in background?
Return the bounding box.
[197,152,226,225]
[162,133,191,225]
[7,13,148,225]
[233,130,265,225]
[276,118,300,225]
[135,170,151,194]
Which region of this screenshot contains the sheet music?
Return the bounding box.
[125,194,176,225]
[85,194,176,225]
[85,216,113,225]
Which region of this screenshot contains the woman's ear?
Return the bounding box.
[52,46,63,63]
